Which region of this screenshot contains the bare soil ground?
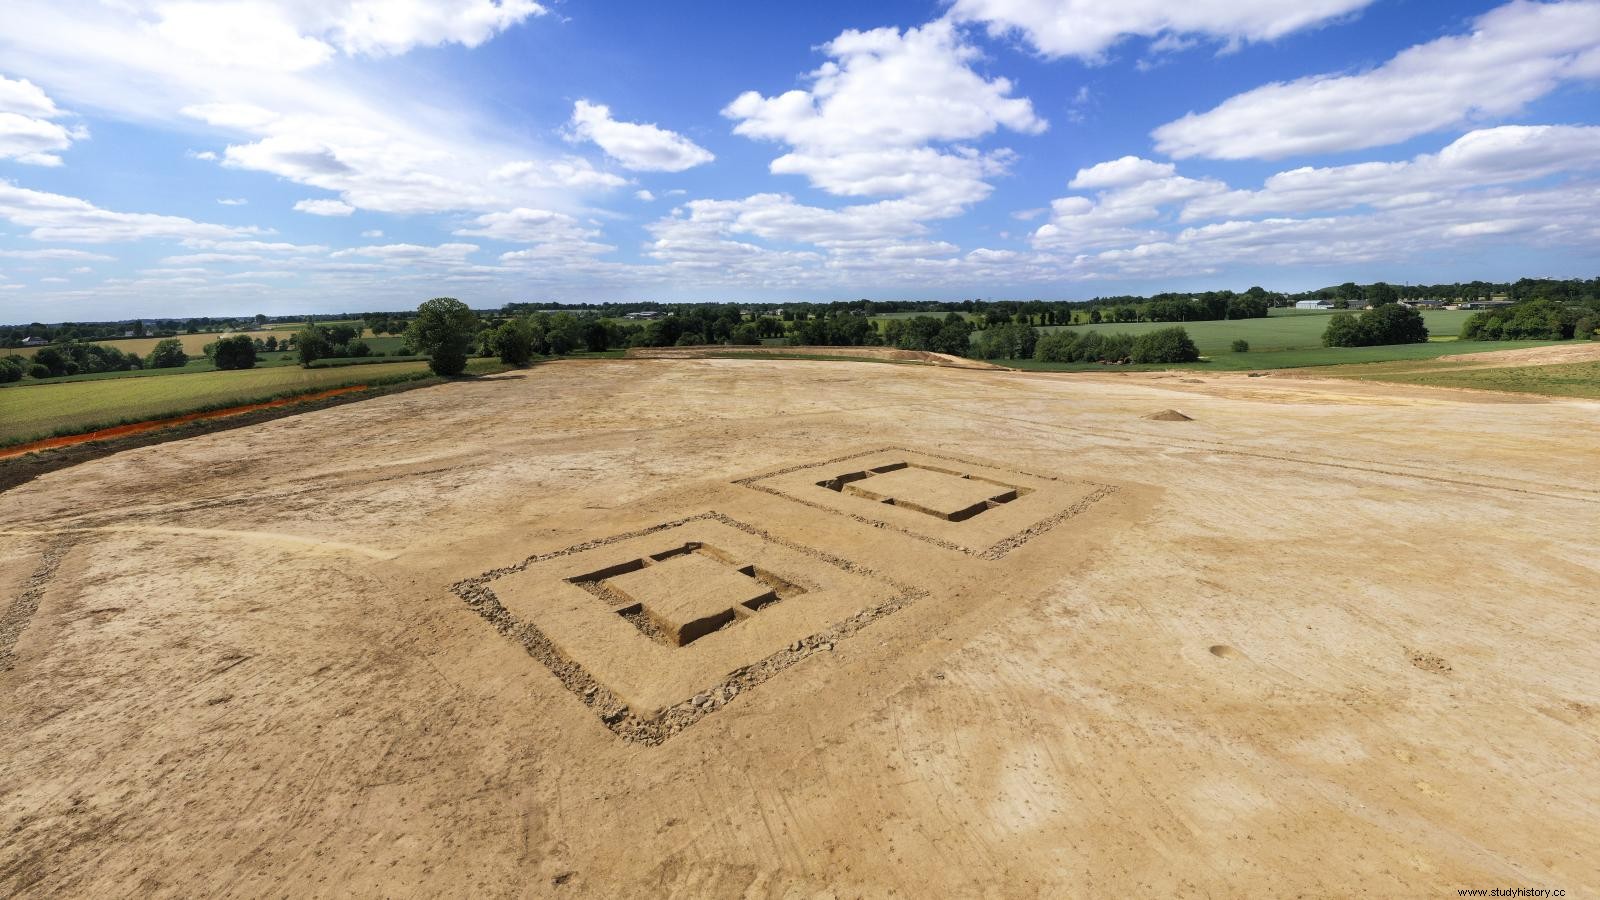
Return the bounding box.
[626,344,1006,369]
[2,358,1597,897]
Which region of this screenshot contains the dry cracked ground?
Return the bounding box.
[2,359,1597,897]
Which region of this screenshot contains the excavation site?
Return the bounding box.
[2,358,1597,897]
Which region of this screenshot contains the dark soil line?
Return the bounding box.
[0,376,450,496]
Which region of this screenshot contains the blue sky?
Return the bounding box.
[1,0,1598,321]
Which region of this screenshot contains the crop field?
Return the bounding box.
[2,357,1595,895]
[6,328,399,362]
[0,360,435,444]
[1027,308,1474,357]
[6,332,244,360]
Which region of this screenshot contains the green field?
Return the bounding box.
[6,325,391,360]
[1026,308,1474,357]
[1351,360,1600,399]
[0,360,444,445]
[1002,339,1560,372]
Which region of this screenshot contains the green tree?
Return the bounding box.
[1129,327,1200,364]
[1368,282,1399,307]
[1321,313,1367,347]
[407,297,478,376]
[296,326,330,367]
[146,338,188,369]
[1231,339,1250,353]
[491,317,537,366]
[213,334,257,370]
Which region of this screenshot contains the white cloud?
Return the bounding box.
[949,0,1374,61]
[567,101,714,172]
[0,74,60,118]
[294,198,356,216]
[159,253,264,265]
[635,189,656,201]
[492,158,629,191]
[362,229,383,237]
[149,1,545,70]
[722,20,1044,227]
[1152,0,1600,160]
[0,248,115,261]
[1032,168,1226,251]
[1068,155,1175,189]
[0,181,257,243]
[327,1,547,57]
[330,242,480,265]
[1,2,595,223]
[456,208,616,263]
[0,74,84,165]
[217,197,248,205]
[1182,125,1600,220]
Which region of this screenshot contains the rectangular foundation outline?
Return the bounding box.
[451,512,923,746]
[735,446,1118,560]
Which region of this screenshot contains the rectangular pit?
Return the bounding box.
[467,514,914,741]
[739,447,1117,558]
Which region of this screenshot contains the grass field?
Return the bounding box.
[1027,308,1474,356]
[6,332,246,359]
[0,360,443,445]
[1003,339,1560,373]
[5,335,415,385]
[1351,360,1600,399]
[5,326,391,360]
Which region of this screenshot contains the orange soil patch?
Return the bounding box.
[0,385,368,460]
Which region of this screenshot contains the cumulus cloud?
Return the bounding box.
[1181,125,1600,220]
[1016,129,1600,281]
[721,20,1044,230]
[149,1,545,71]
[567,101,714,172]
[1068,155,1176,190]
[635,189,656,201]
[0,74,84,165]
[294,198,356,216]
[948,0,1374,61]
[1152,0,1600,160]
[3,2,595,221]
[0,180,256,243]
[330,242,480,265]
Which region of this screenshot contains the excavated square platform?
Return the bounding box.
[607,552,777,646]
[840,465,1018,521]
[486,515,907,722]
[738,447,1116,558]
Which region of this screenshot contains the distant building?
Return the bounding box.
[1295,299,1334,310]
[19,336,48,347]
[624,310,666,320]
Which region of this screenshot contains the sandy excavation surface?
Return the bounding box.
[2,358,1598,897]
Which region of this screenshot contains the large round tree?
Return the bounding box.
[407,297,478,376]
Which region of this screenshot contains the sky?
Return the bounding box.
[1,0,1598,321]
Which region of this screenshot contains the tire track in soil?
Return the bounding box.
[0,536,77,669]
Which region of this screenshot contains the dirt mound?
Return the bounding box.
[625,345,1007,370]
[1143,409,1194,421]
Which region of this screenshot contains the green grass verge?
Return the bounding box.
[1350,360,1600,399]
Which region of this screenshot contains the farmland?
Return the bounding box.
[1030,308,1475,355]
[0,359,437,444]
